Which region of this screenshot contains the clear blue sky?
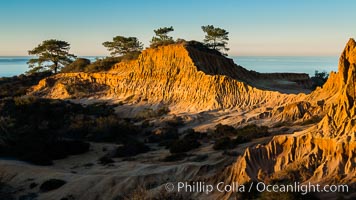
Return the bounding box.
[0,0,355,56]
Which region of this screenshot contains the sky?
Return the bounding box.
[0,0,355,56]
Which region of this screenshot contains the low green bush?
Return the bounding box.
[213,124,269,141]
[114,141,150,157]
[61,58,91,73]
[84,52,140,72]
[84,57,122,72]
[169,137,200,154]
[0,72,51,98]
[0,97,142,164]
[213,137,236,150]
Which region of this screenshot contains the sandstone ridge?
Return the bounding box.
[221,39,356,199]
[30,42,312,113]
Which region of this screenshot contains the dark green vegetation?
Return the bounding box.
[103,36,143,56]
[60,52,141,73]
[114,141,150,157]
[169,129,201,153]
[201,25,230,55]
[0,75,196,165]
[61,35,143,73]
[0,72,51,98]
[311,70,329,89]
[60,58,91,73]
[29,24,229,74]
[0,93,149,165]
[27,39,76,74]
[0,97,92,165]
[40,179,66,192]
[150,26,175,48]
[161,129,204,161]
[0,75,190,165]
[213,137,237,150]
[213,124,269,150]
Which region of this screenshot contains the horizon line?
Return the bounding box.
[0,54,340,57]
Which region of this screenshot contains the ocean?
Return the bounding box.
[231,56,339,76]
[0,56,339,78]
[0,56,102,78]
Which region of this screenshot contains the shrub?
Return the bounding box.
[150,26,175,48]
[169,138,200,154]
[150,40,176,48]
[234,135,251,144]
[311,70,329,90]
[46,140,90,159]
[0,96,146,164]
[146,127,178,143]
[61,58,91,73]
[84,57,122,72]
[212,124,268,150]
[0,72,51,98]
[214,124,236,137]
[236,124,269,138]
[69,115,140,144]
[120,51,141,61]
[156,106,170,116]
[98,156,114,165]
[84,52,140,72]
[114,141,150,157]
[182,128,204,141]
[8,139,90,165]
[0,98,139,165]
[165,115,184,127]
[40,179,66,192]
[213,137,236,150]
[273,121,291,128]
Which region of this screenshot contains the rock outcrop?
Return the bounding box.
[30,42,312,113]
[222,39,356,199]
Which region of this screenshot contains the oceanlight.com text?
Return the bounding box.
[164,181,349,195]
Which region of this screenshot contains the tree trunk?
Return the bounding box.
[54,62,58,73]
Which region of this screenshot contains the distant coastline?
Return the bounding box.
[233,56,338,76]
[0,56,104,78]
[0,56,338,78]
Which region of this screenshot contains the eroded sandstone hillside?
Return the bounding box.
[26,39,355,199]
[30,42,312,113]
[220,39,356,199]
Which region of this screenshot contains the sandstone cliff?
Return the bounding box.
[222,39,356,199]
[30,42,314,114]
